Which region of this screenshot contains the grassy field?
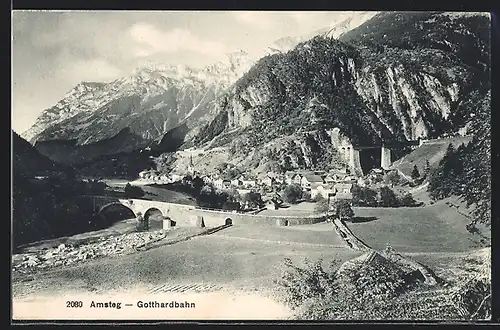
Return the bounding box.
[211,223,346,246]
[391,136,472,177]
[347,201,487,253]
[257,202,318,216]
[12,231,360,298]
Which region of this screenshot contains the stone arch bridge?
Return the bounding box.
[91,196,325,228]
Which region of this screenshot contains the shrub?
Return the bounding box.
[124,183,145,198]
[135,213,149,232]
[411,165,421,180]
[399,192,418,207]
[275,257,340,309]
[331,200,354,220]
[313,194,325,202]
[283,184,303,204]
[378,186,399,207]
[314,198,330,213]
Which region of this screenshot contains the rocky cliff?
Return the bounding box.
[190,12,490,173]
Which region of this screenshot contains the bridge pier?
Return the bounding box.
[381,146,392,170]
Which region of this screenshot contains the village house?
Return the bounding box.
[284,171,296,185]
[213,178,224,189]
[138,170,149,179]
[261,176,275,187]
[159,174,171,183]
[311,183,335,200]
[231,177,243,187]
[324,174,336,185]
[343,175,357,183]
[300,174,324,191]
[333,183,354,200]
[236,188,251,197]
[171,174,185,182]
[222,180,231,189]
[241,177,257,188]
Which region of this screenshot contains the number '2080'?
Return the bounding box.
[66,301,83,308]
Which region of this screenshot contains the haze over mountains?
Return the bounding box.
[18,12,490,173]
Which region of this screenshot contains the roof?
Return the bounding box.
[303,174,324,183]
[334,192,353,200]
[310,182,324,189]
[334,183,353,189]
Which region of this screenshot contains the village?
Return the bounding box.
[136,151,392,211]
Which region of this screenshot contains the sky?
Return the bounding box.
[12,11,360,134]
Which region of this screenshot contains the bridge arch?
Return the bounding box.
[144,208,165,222]
[97,203,137,226]
[98,203,136,218]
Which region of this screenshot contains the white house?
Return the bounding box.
[301,174,324,190]
[241,178,257,188]
[138,170,149,179]
[311,183,335,200]
[213,178,224,189]
[237,188,251,197]
[261,176,276,187]
[231,178,243,187]
[333,183,353,200]
[171,174,184,182]
[285,171,296,185]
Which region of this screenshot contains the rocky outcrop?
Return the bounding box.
[12,231,167,273]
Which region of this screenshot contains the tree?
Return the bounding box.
[313,194,325,203]
[378,186,399,207]
[281,156,294,172]
[243,191,264,209]
[283,184,303,204]
[124,183,145,198]
[423,159,431,178]
[399,193,417,207]
[352,185,378,207]
[411,165,420,180]
[332,200,354,220]
[384,170,402,187]
[314,198,330,213]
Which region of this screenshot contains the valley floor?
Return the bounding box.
[11,201,491,320]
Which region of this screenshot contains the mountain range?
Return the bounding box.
[18,11,490,176]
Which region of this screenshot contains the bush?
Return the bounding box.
[352,185,378,207]
[378,186,399,207]
[399,192,418,207]
[314,198,330,213]
[331,200,354,220]
[124,183,145,198]
[275,257,340,309]
[283,184,303,204]
[313,194,325,202]
[135,213,149,231]
[243,191,264,208]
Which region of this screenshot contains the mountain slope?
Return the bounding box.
[21,12,379,164]
[189,12,490,174]
[12,131,72,176]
